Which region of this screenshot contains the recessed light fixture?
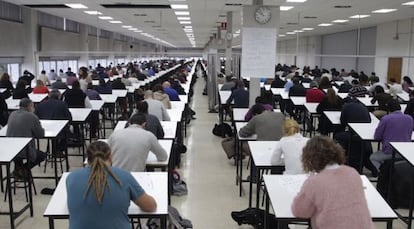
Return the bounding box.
[184,25,192,28]
[122,25,132,28]
[175,11,190,15]
[302,28,314,30]
[179,21,191,24]
[279,34,286,37]
[402,1,414,5]
[332,19,349,23]
[98,16,113,20]
[287,0,306,2]
[133,30,143,33]
[171,4,188,9]
[84,11,102,15]
[318,23,332,26]
[280,6,294,11]
[349,14,370,19]
[128,28,138,31]
[109,20,122,24]
[65,3,88,9]
[372,9,397,13]
[286,32,296,34]
[177,17,191,20]
[294,30,304,33]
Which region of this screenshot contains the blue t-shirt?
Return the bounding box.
[164,87,180,101]
[66,167,145,229]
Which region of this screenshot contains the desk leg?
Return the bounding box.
[48,217,55,229]
[386,220,393,229]
[256,168,260,209]
[248,159,253,208]
[264,186,269,229]
[6,164,15,229]
[238,139,243,197]
[408,177,414,229]
[52,139,59,187]
[160,215,167,229]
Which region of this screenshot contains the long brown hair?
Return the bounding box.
[326,88,337,105]
[84,141,122,204]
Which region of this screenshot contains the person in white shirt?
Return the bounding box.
[388,78,403,97]
[271,119,309,174]
[144,90,170,121]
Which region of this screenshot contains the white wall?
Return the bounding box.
[375,18,414,82]
[277,36,321,68]
[41,27,80,52]
[0,19,25,57]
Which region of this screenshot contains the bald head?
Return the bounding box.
[162,81,171,89]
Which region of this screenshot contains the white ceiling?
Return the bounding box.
[5,0,414,48]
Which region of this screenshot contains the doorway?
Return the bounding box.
[387,57,403,82]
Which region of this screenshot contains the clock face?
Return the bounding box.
[226,32,233,41]
[255,7,272,24]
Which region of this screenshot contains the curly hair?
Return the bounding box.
[301,136,345,173]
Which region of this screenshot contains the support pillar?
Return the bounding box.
[21,8,38,75]
[78,24,89,68]
[225,11,233,76]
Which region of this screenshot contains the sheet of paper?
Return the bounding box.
[278,175,309,194]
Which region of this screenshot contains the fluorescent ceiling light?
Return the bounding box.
[177,17,191,20]
[280,6,294,11]
[286,32,296,34]
[318,23,332,26]
[286,0,306,2]
[128,28,138,31]
[332,19,349,23]
[99,16,113,20]
[349,14,370,19]
[179,21,191,24]
[294,30,303,33]
[279,34,286,37]
[302,28,314,31]
[402,1,414,5]
[169,0,187,1]
[175,11,190,15]
[184,25,192,28]
[109,20,122,24]
[372,9,397,13]
[133,30,143,33]
[84,11,102,15]
[65,3,88,9]
[122,25,132,28]
[171,4,188,9]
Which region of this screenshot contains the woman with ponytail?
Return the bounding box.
[66,141,157,229]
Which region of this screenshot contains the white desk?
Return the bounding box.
[0,137,33,229]
[338,93,348,99]
[90,100,104,111]
[323,111,379,125]
[271,88,289,99]
[178,95,188,103]
[5,99,20,110]
[112,89,128,98]
[170,101,186,110]
[99,94,118,104]
[232,108,281,122]
[219,91,232,104]
[357,97,378,107]
[69,108,92,122]
[391,142,414,165]
[44,172,168,229]
[0,88,6,93]
[167,109,182,122]
[113,121,177,140]
[0,120,68,138]
[348,122,414,141]
[304,103,318,114]
[290,96,306,106]
[235,122,257,140]
[28,93,48,103]
[263,175,397,227]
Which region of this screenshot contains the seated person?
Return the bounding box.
[316,88,343,135]
[337,80,352,93]
[32,79,50,94]
[388,78,402,97]
[306,81,325,103]
[144,90,170,121]
[270,74,286,88]
[162,81,180,101]
[96,78,112,94]
[244,95,273,121]
[0,94,8,126]
[292,136,374,229]
[404,90,414,121]
[221,75,236,90]
[51,77,68,89]
[152,84,171,109]
[271,119,308,174]
[85,83,102,100]
[226,80,249,108]
[66,141,157,228]
[348,79,369,97]
[13,79,30,99]
[132,101,165,139]
[371,86,392,119]
[370,100,413,172]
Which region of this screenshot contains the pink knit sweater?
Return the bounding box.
[291,165,375,229]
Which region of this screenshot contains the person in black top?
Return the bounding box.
[36,90,72,121]
[371,86,392,119]
[13,80,30,99]
[270,75,286,88]
[338,80,352,93]
[19,70,35,87]
[0,73,14,99]
[111,78,128,116]
[404,90,414,123]
[134,101,164,139]
[316,88,343,135]
[287,78,306,118]
[0,94,8,126]
[227,80,249,108]
[334,98,376,175]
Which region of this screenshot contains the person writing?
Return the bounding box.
[66,141,157,229]
[291,136,374,229]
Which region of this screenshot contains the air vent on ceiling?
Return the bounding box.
[219,15,226,17]
[152,25,162,28]
[225,3,243,6]
[24,4,69,8]
[134,13,148,16]
[144,20,156,23]
[287,22,298,25]
[101,4,170,9]
[303,16,317,19]
[334,5,352,8]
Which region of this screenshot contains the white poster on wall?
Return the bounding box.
[241,27,276,79]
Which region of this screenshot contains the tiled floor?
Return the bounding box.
[0,79,410,228]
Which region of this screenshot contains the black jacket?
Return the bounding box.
[35,98,72,121]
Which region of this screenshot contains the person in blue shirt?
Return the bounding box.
[66,141,157,229]
[148,67,155,77]
[162,81,180,101]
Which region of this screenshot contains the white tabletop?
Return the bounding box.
[0,88,6,93]
[232,108,281,122]
[167,109,182,122]
[90,100,105,111]
[357,97,378,107]
[178,95,188,103]
[390,142,414,166]
[5,98,20,110]
[113,121,177,140]
[69,108,92,122]
[99,94,118,104]
[170,101,186,111]
[271,88,289,99]
[290,96,306,106]
[263,174,397,220]
[219,91,232,104]
[0,137,32,162]
[323,87,339,93]
[44,172,168,217]
[248,141,278,167]
[396,91,409,101]
[323,111,379,125]
[0,120,68,138]
[302,83,310,89]
[304,103,319,114]
[29,93,48,103]
[112,89,128,98]
[236,122,257,140]
[337,93,348,99]
[348,122,414,141]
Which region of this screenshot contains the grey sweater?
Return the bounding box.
[239,111,284,141]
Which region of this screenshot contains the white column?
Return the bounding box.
[21,8,38,75]
[108,32,115,65]
[78,24,89,67]
[225,11,233,76]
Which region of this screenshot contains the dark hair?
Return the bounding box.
[301,136,346,173]
[0,73,10,81]
[251,104,265,116]
[326,88,337,105]
[19,98,33,109]
[41,70,46,74]
[371,76,379,83]
[410,90,414,98]
[72,80,81,89]
[152,84,164,92]
[136,101,149,114]
[351,79,359,85]
[403,76,413,85]
[235,80,245,88]
[16,79,27,89]
[292,77,300,85]
[49,89,61,99]
[387,99,401,112]
[129,113,147,125]
[374,85,385,94]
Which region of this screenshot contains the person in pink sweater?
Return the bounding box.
[291,136,374,229]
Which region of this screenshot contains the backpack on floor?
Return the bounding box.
[212,123,233,138]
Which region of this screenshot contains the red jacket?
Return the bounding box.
[306,88,325,103]
[32,86,50,94]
